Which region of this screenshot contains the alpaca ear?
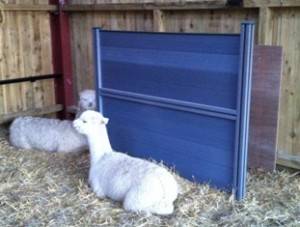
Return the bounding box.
[102,117,109,125]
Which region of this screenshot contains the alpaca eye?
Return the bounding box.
[82,120,87,123]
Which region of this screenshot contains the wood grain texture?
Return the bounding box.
[0,104,63,123]
[248,45,282,171]
[153,9,165,32]
[1,1,300,169]
[66,0,228,10]
[0,8,55,116]
[258,7,272,45]
[3,0,49,4]
[68,5,300,169]
[244,0,300,8]
[270,8,300,169]
[2,4,57,11]
[69,8,258,97]
[70,11,153,97]
[163,9,258,33]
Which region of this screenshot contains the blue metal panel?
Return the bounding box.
[93,22,254,200]
[103,97,236,190]
[101,34,240,110]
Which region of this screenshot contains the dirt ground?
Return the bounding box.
[0,126,299,226]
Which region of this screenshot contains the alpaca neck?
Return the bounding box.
[87,126,113,165]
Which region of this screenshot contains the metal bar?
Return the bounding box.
[100,28,240,37]
[241,22,254,198]
[235,21,255,200]
[100,88,237,116]
[0,74,61,85]
[93,28,104,113]
[232,23,246,200]
[100,88,237,121]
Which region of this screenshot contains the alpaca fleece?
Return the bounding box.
[10,116,87,153]
[76,89,96,118]
[73,110,178,215]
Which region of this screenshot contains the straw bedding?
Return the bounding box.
[0,126,299,226]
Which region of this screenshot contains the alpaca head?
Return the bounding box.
[78,89,96,111]
[73,110,109,136]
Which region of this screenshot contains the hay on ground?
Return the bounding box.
[0,126,299,226]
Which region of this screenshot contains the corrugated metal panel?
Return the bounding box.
[93,22,254,200]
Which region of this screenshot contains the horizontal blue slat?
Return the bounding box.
[102,47,239,73]
[100,31,240,55]
[100,88,237,120]
[112,129,234,190]
[104,97,235,189]
[102,61,238,109]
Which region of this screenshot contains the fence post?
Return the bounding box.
[49,0,73,119]
[235,21,255,200]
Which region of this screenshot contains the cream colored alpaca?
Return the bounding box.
[9,116,87,153]
[76,89,96,118]
[73,110,178,215]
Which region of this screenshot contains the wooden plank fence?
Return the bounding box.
[0,0,299,169]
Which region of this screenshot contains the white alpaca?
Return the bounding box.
[76,89,96,118]
[9,89,96,153]
[73,110,178,215]
[9,117,88,153]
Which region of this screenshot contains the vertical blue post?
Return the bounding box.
[93,28,104,113]
[235,22,255,200]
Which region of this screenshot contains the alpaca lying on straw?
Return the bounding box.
[73,110,178,215]
[9,89,96,153]
[9,117,87,153]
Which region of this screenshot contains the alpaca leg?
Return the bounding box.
[90,180,105,198]
[95,188,105,198]
[58,146,86,153]
[123,186,174,215]
[123,186,151,214]
[17,139,32,150]
[123,175,173,215]
[150,201,174,215]
[21,142,32,150]
[11,136,31,150]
